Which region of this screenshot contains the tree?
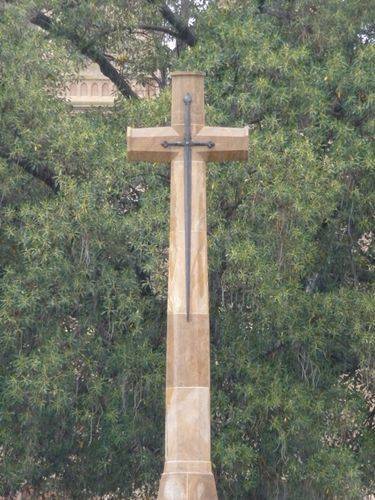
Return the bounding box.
[0,0,374,498]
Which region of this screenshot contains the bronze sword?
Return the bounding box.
[162,93,214,321]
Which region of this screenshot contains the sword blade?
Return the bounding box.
[184,135,192,322]
[183,93,192,321]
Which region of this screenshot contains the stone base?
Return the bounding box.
[157,472,218,500]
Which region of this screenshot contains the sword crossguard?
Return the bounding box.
[190,140,215,149]
[161,140,215,149]
[161,140,184,148]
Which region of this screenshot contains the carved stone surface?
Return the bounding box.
[166,314,210,388]
[158,472,218,500]
[127,72,248,499]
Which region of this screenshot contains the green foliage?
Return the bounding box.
[0,0,374,498]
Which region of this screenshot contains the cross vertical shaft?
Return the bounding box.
[161,72,217,498]
[126,71,248,499]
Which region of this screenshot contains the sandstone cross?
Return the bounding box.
[127,72,248,499]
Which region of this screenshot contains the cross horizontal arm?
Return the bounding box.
[127,126,180,162]
[193,126,249,162]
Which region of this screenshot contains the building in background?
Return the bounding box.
[65,63,158,109]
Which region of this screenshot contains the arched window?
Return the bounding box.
[102,83,110,96]
[69,83,78,96]
[80,83,88,96]
[91,83,99,96]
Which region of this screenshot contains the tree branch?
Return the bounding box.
[0,147,60,194]
[147,1,196,47]
[137,24,179,38]
[31,11,139,99]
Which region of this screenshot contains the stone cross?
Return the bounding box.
[127,72,248,500]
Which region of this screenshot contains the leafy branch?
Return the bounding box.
[146,0,197,47]
[0,146,60,194]
[31,11,139,99]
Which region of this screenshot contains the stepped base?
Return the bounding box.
[157,471,218,500]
